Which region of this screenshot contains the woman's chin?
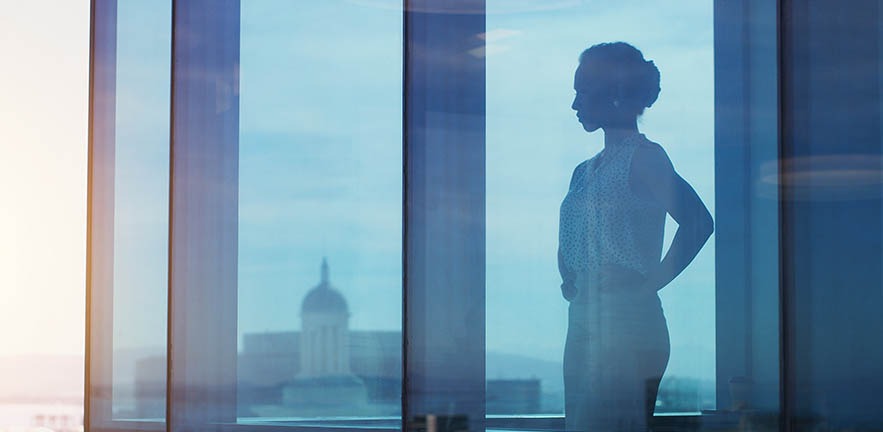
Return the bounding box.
[581,121,601,132]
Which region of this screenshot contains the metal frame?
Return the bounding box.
[403,1,487,431]
[714,0,783,416]
[86,0,119,430]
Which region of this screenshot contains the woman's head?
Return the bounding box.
[572,42,660,132]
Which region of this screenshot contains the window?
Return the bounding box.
[91,1,883,432]
[236,0,402,422]
[484,1,717,417]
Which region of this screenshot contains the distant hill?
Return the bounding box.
[0,355,83,402]
[486,351,563,393]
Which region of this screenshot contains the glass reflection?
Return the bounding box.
[111,0,170,421]
[236,0,402,422]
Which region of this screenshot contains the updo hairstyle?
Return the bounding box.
[578,42,661,115]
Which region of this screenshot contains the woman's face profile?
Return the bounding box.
[571,62,612,133]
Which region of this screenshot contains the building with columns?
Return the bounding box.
[280,259,368,412]
[298,258,352,378]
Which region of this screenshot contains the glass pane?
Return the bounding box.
[483,1,778,430]
[486,0,715,418]
[110,0,171,422]
[783,2,883,431]
[402,4,487,430]
[236,1,402,424]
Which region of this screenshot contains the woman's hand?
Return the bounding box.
[561,280,577,301]
[558,248,578,300]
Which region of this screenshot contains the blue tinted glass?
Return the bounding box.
[485,1,716,421]
[111,0,170,422]
[783,2,883,430]
[236,1,402,423]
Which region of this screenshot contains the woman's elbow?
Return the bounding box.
[697,211,714,240]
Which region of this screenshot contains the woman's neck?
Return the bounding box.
[602,124,640,149]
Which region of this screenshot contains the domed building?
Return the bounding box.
[298,258,351,377]
[282,259,368,410]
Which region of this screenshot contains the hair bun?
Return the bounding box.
[641,59,661,108]
[578,42,661,114]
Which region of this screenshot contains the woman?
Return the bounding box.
[559,42,713,432]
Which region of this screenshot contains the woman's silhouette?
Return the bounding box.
[559,42,713,432]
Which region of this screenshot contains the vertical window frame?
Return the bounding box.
[86,0,119,429]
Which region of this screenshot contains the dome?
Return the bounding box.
[301,283,348,314]
[301,259,349,315]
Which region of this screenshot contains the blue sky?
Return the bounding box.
[112,1,171,356]
[110,1,715,385]
[236,1,404,338]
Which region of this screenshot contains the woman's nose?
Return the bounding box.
[571,97,579,111]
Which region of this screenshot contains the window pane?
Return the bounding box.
[486,1,716,418]
[236,1,402,424]
[783,2,883,430]
[483,1,779,430]
[402,4,487,430]
[111,0,171,422]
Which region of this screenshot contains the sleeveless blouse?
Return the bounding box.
[558,133,666,286]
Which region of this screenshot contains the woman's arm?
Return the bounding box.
[631,143,714,292]
[558,161,589,300]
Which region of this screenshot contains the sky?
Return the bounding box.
[226,1,716,374]
[111,0,172,361]
[0,1,89,357]
[0,0,715,389]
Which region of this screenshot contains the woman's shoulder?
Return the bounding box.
[634,134,666,153]
[568,158,594,190]
[632,136,673,171]
[573,158,591,173]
